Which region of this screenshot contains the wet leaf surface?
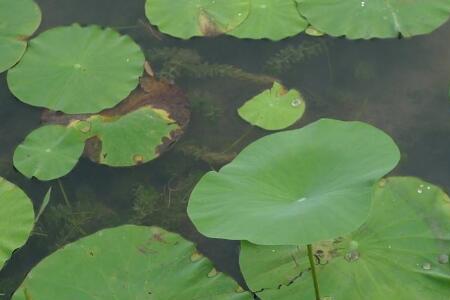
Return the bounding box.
[12,225,253,300]
[188,119,400,245]
[240,177,450,300]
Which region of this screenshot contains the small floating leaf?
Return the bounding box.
[240,177,450,299]
[7,24,145,113]
[84,106,180,167]
[238,82,305,130]
[0,177,34,269]
[145,0,251,39]
[0,0,41,73]
[296,0,450,39]
[13,125,86,181]
[188,119,400,245]
[12,225,253,299]
[229,0,308,40]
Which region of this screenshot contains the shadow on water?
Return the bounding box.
[0,0,449,298]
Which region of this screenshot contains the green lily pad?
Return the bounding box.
[7,24,145,113]
[0,0,41,73]
[12,225,253,300]
[13,125,86,181]
[145,0,251,39]
[0,177,35,269]
[187,119,400,245]
[296,0,450,39]
[81,106,180,166]
[229,0,308,40]
[238,82,305,130]
[240,177,450,299]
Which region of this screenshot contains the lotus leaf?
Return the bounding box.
[187,119,400,245]
[0,177,34,269]
[296,0,450,39]
[0,0,41,73]
[13,125,86,181]
[79,106,180,166]
[145,0,251,39]
[238,81,305,130]
[12,225,253,300]
[7,24,145,113]
[14,76,188,180]
[229,0,308,40]
[240,177,450,299]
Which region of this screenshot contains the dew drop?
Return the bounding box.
[422,262,432,270]
[291,99,302,107]
[271,249,276,253]
[74,63,82,69]
[438,254,449,264]
[361,1,366,7]
[45,148,51,153]
[345,250,360,262]
[417,189,423,194]
[426,186,431,190]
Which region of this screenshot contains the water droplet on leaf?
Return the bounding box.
[438,254,449,264]
[422,262,432,270]
[291,99,302,107]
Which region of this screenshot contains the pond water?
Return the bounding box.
[0,0,449,298]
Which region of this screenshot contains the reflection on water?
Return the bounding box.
[0,0,449,298]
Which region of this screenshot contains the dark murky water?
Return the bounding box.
[0,0,449,298]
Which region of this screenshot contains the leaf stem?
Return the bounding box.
[307,244,321,300]
[57,179,71,209]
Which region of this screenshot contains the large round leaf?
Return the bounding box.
[145,0,251,39]
[7,24,145,113]
[0,177,34,269]
[12,225,253,300]
[0,0,41,73]
[230,0,308,40]
[187,119,400,245]
[296,0,450,39]
[237,81,305,130]
[241,177,450,299]
[83,106,180,166]
[13,125,86,181]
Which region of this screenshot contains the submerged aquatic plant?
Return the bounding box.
[264,40,328,74]
[240,177,450,299]
[7,24,145,114]
[0,0,41,73]
[12,226,253,299]
[238,81,306,130]
[148,47,276,85]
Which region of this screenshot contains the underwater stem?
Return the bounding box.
[307,244,321,300]
[57,179,71,209]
